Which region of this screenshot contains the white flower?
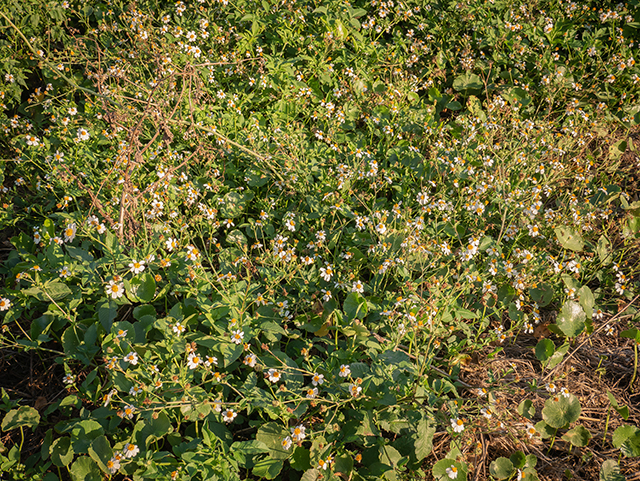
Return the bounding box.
[173,322,185,335]
[352,280,364,293]
[339,364,351,377]
[267,368,282,383]
[285,219,296,231]
[106,457,120,474]
[446,465,459,479]
[306,387,319,398]
[106,280,124,299]
[291,424,306,441]
[349,383,362,396]
[63,223,77,243]
[243,354,257,367]
[222,408,237,423]
[320,265,334,281]
[231,329,244,344]
[451,418,464,433]
[526,424,537,438]
[0,298,12,311]
[77,128,90,141]
[63,374,75,384]
[124,352,139,365]
[129,260,145,274]
[312,373,324,386]
[123,443,139,458]
[166,237,178,251]
[122,404,136,419]
[281,436,293,450]
[187,352,201,369]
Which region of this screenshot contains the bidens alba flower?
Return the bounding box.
[222,408,237,423]
[451,418,464,433]
[339,364,350,377]
[267,368,282,383]
[291,424,306,441]
[187,352,201,369]
[129,260,145,274]
[446,465,459,479]
[106,280,124,299]
[231,329,244,344]
[281,436,293,450]
[123,443,139,458]
[63,223,77,243]
[0,298,11,311]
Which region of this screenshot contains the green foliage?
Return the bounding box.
[0,0,639,478]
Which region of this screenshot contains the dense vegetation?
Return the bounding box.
[1,0,639,480]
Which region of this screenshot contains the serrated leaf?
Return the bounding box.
[554,226,584,252]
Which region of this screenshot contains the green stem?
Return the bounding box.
[603,407,611,448]
[630,342,638,392]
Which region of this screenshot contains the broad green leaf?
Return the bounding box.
[599,459,625,481]
[534,420,555,439]
[556,301,586,338]
[414,418,435,461]
[1,406,40,431]
[343,292,368,320]
[542,394,581,428]
[554,226,584,251]
[432,459,467,481]
[88,436,112,473]
[607,390,630,420]
[489,457,515,479]
[620,329,640,343]
[70,456,102,481]
[517,400,535,420]
[70,420,104,453]
[562,425,591,447]
[612,425,637,448]
[452,72,483,93]
[510,451,526,469]
[136,272,156,302]
[535,339,555,362]
[597,235,612,265]
[529,283,554,307]
[50,437,74,467]
[578,286,594,319]
[256,423,290,460]
[252,458,283,479]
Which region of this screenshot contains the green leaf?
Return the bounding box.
[343,292,368,320]
[136,272,156,302]
[542,394,581,428]
[612,425,640,456]
[620,329,640,343]
[252,458,284,479]
[597,235,612,265]
[333,455,353,477]
[535,339,555,362]
[50,436,74,467]
[529,283,554,307]
[98,300,118,331]
[534,420,555,439]
[88,436,112,473]
[432,459,466,481]
[221,342,244,367]
[612,425,637,447]
[70,420,104,453]
[607,390,630,420]
[489,457,515,479]
[452,72,483,94]
[1,406,40,431]
[554,226,584,251]
[562,425,592,447]
[510,451,526,469]
[556,301,586,338]
[517,400,535,420]
[256,423,290,460]
[70,456,102,481]
[414,418,435,460]
[578,286,595,319]
[599,459,625,481]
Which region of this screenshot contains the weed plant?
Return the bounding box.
[0,0,639,480]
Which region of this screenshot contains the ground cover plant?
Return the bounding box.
[0,0,640,479]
